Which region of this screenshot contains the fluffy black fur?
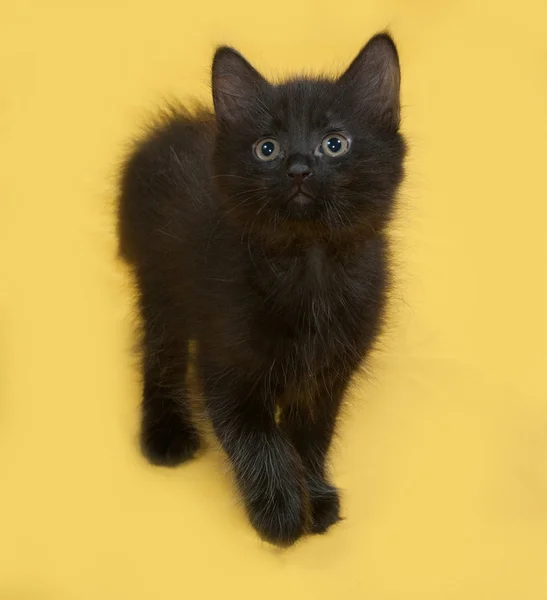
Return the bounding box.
[118,33,406,546]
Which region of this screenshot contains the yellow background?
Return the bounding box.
[1,0,546,597]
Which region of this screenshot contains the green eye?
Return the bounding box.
[321,134,350,157]
[254,138,281,161]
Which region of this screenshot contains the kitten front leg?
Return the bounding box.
[281,366,352,534]
[200,362,310,546]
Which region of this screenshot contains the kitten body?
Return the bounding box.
[118,34,406,546]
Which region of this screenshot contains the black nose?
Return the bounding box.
[287,162,312,183]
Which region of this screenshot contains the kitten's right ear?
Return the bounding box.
[339,33,401,131]
[212,47,269,124]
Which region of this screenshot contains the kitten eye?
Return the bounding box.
[254,138,281,161]
[320,134,350,157]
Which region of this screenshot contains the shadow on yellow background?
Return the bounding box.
[1,0,546,598]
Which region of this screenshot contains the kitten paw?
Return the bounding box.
[308,479,341,534]
[247,484,310,547]
[140,409,200,467]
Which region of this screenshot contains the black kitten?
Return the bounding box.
[118,33,406,546]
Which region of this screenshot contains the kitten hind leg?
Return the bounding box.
[139,298,200,467]
[140,376,200,467]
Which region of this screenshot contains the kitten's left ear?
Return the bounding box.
[212,47,269,124]
[339,33,401,131]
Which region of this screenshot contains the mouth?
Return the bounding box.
[289,188,315,205]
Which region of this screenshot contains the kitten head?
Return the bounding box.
[211,33,406,240]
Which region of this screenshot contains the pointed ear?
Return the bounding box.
[212,47,269,124]
[339,33,401,131]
